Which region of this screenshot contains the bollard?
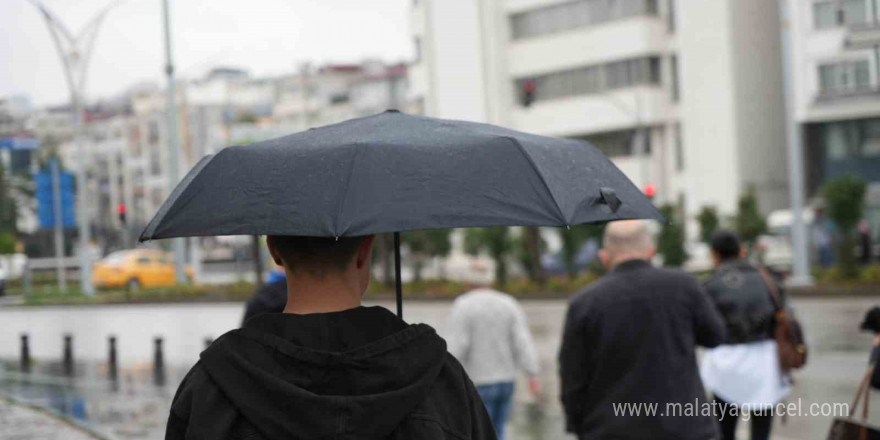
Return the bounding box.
[20,334,30,373]
[204,337,213,349]
[63,334,73,376]
[108,335,118,381]
[153,337,166,387]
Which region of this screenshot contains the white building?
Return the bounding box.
[788,0,880,232]
[55,63,408,260]
[410,0,790,233]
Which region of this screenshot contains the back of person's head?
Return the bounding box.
[599,220,655,269]
[709,230,742,263]
[267,235,369,278]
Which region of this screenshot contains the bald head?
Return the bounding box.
[599,220,656,269]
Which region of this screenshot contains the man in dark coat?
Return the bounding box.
[701,230,789,440]
[167,235,496,440]
[559,220,726,440]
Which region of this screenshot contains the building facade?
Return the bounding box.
[410,0,790,234]
[789,0,880,232]
[52,63,407,261]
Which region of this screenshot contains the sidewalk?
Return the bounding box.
[0,397,101,440]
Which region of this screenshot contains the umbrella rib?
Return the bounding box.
[502,136,568,225]
[333,143,364,237]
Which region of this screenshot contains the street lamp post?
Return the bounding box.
[777,0,813,286]
[162,0,187,283]
[29,0,124,295]
[598,93,649,190]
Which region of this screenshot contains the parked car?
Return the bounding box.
[756,208,816,273]
[0,266,6,296]
[92,249,192,290]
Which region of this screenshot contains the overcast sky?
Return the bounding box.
[2,0,413,107]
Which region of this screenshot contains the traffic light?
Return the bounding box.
[522,79,536,107]
[118,202,127,225]
[643,183,656,200]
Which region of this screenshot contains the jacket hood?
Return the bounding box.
[199,306,448,439]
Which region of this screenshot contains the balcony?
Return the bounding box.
[509,85,673,137]
[816,85,880,103]
[846,22,880,49]
[507,16,670,78]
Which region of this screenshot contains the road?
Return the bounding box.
[0,296,877,439]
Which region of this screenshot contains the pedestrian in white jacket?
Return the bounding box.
[447,288,541,440]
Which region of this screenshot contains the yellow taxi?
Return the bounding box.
[92,249,192,290]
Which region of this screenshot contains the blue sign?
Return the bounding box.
[35,169,76,229]
[0,137,39,151]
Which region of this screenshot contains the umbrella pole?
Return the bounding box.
[394,232,402,318]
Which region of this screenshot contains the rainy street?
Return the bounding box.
[0,296,877,440]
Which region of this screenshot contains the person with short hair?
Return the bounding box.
[166,235,497,440]
[447,288,541,440]
[700,230,791,440]
[559,220,725,440]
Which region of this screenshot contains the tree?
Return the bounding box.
[735,187,766,246]
[516,227,547,285]
[373,234,394,288]
[558,224,603,278]
[0,160,17,235]
[697,206,720,243]
[0,233,14,254]
[657,205,688,267]
[523,226,546,285]
[465,227,513,286]
[402,229,452,281]
[823,176,867,278]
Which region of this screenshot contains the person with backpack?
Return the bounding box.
[700,230,793,440]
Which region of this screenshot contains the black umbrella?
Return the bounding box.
[140,111,663,316]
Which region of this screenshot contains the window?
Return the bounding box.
[572,128,650,158]
[814,0,867,29]
[667,0,675,32]
[864,120,880,156]
[675,123,684,171]
[330,93,350,105]
[818,59,872,95]
[671,55,680,102]
[149,146,162,176]
[516,56,661,105]
[510,0,659,40]
[148,120,159,146]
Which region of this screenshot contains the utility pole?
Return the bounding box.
[29,0,123,295]
[50,159,67,291]
[778,0,812,286]
[162,0,187,283]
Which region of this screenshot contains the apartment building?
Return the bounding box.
[789,0,880,230]
[410,0,790,232]
[53,63,407,255]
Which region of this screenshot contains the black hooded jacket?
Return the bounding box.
[166,306,496,440]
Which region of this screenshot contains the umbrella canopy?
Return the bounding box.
[140,111,664,317]
[140,110,662,241]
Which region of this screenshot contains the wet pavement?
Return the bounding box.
[0,296,878,439]
[0,396,101,440]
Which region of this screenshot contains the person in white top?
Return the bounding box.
[447,288,541,440]
[700,230,791,440]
